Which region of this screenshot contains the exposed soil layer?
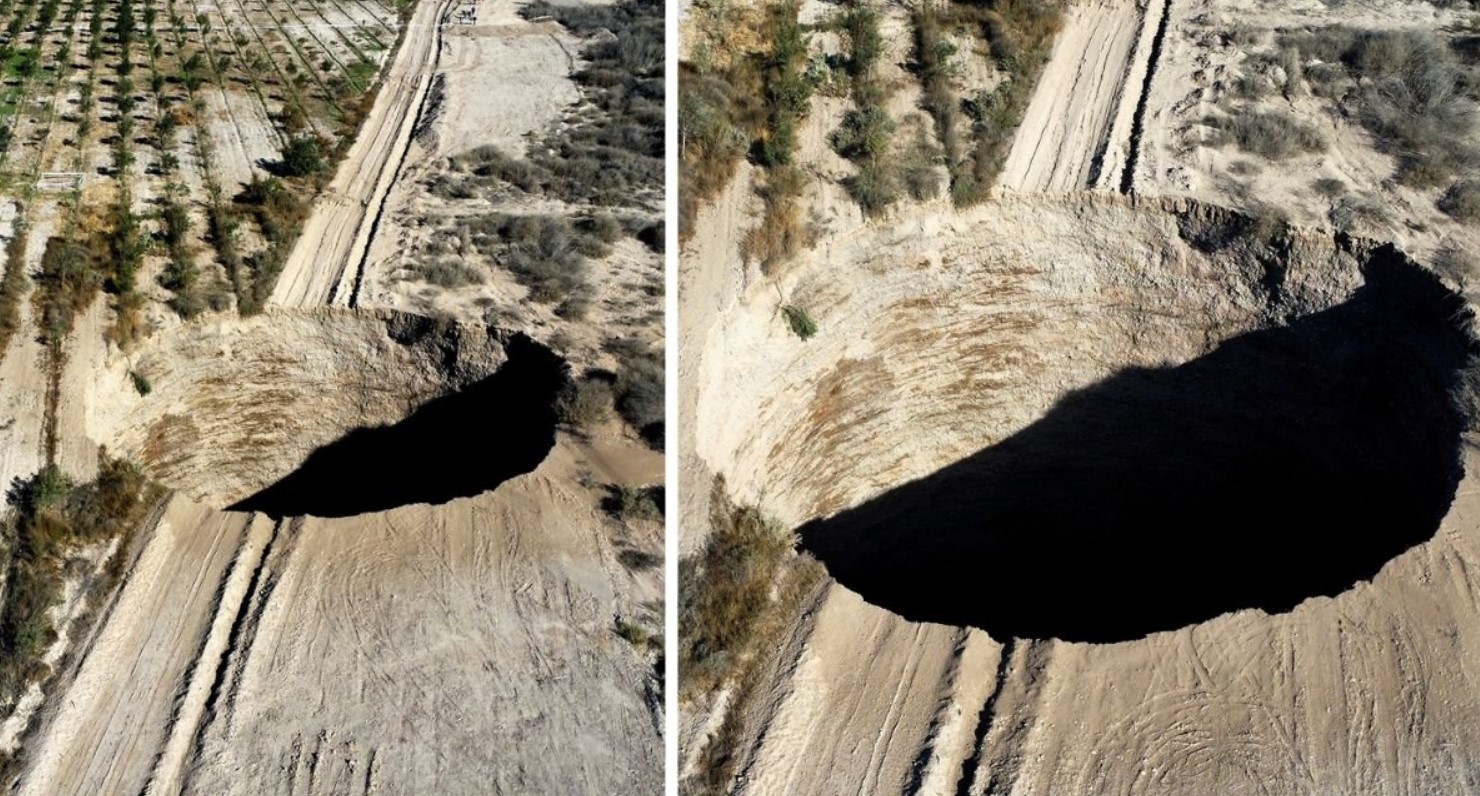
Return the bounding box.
[87,308,556,510]
[233,333,563,517]
[802,249,1475,642]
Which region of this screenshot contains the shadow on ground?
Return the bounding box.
[232,334,564,519]
[800,249,1477,643]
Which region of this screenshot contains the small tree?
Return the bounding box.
[280,134,326,177]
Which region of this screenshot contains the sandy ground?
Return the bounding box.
[355,0,664,375]
[431,19,581,158]
[18,442,662,795]
[1133,0,1480,259]
[271,0,455,308]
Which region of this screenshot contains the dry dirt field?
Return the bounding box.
[0,0,665,791]
[680,0,1480,794]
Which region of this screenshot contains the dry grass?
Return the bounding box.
[603,484,663,524]
[607,336,664,449]
[679,480,796,700]
[1439,179,1480,224]
[1280,27,1480,187]
[742,164,810,274]
[556,376,614,428]
[1204,109,1326,160]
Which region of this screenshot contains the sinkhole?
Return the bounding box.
[695,198,1480,643]
[92,310,565,518]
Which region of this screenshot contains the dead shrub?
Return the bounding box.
[414,259,484,288]
[1439,179,1480,223]
[1206,109,1326,160]
[556,376,614,428]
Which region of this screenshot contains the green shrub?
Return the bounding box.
[841,3,883,78]
[279,134,327,177]
[129,371,151,396]
[831,105,894,161]
[782,304,817,339]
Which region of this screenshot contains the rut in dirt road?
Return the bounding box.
[1119,0,1171,195]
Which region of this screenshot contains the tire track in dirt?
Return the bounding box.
[996,0,1171,195]
[999,0,1142,193]
[16,499,253,795]
[1118,0,1172,195]
[141,514,277,796]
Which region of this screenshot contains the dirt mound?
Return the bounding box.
[88,308,565,512]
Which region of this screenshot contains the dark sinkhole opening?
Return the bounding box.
[799,249,1479,644]
[231,334,565,519]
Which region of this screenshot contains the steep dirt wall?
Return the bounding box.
[690,194,1395,528]
[85,309,549,508]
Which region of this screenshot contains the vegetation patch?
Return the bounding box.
[1203,108,1327,160]
[1440,178,1480,224]
[680,479,824,796]
[678,0,812,266]
[782,303,817,339]
[514,0,665,208]
[603,484,663,524]
[0,221,28,355]
[831,2,900,215]
[914,0,1061,206]
[606,336,664,449]
[556,374,615,429]
[1277,28,1480,188]
[0,458,158,714]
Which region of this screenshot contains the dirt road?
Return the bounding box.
[17,447,663,795]
[998,0,1166,193]
[270,0,453,308]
